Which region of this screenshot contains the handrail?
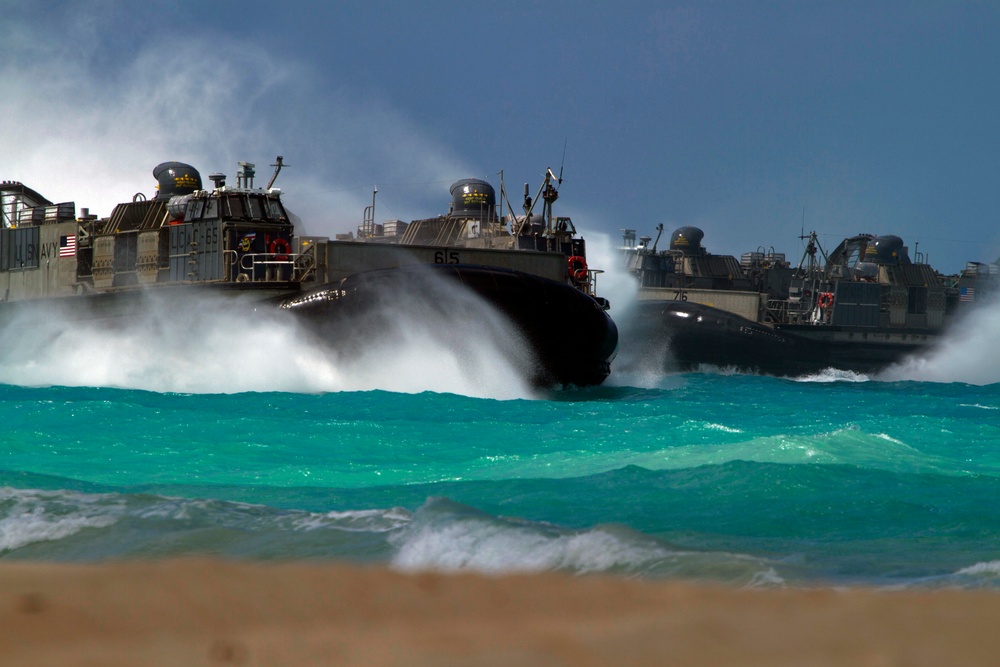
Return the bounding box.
[584,268,604,297]
[239,252,297,269]
[227,251,299,283]
[227,249,318,283]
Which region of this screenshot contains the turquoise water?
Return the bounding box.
[2,285,1000,588]
[3,372,1000,589]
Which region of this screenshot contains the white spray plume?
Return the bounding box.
[574,228,681,388]
[1,11,473,236]
[0,287,538,400]
[880,295,1000,386]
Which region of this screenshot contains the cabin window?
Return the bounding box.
[265,198,285,221]
[845,245,861,269]
[247,195,264,220]
[186,199,205,221]
[223,195,246,220]
[202,198,218,220]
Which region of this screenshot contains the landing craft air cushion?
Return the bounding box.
[620,224,997,376]
[0,158,618,387]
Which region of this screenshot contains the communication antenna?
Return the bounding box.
[266,155,287,190]
[650,223,664,253]
[557,138,568,185]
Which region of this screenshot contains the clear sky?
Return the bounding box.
[3,0,998,273]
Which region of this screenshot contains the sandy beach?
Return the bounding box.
[2,560,1000,666]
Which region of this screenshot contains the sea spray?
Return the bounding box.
[0,278,538,399]
[575,228,676,387]
[880,294,1000,385]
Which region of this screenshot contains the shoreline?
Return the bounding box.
[3,559,1000,666]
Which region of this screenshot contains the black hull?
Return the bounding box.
[629,300,932,377]
[280,264,619,388]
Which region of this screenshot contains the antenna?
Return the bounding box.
[558,138,567,184]
[651,223,664,253]
[266,155,287,190]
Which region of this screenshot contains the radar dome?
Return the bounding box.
[868,235,905,264]
[153,162,202,201]
[449,179,496,218]
[670,226,705,255]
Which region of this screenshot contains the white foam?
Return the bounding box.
[956,561,1000,577]
[293,507,413,533]
[791,368,871,383]
[0,279,538,399]
[749,567,786,587]
[387,505,786,587]
[705,423,743,434]
[390,518,672,575]
[0,487,124,553]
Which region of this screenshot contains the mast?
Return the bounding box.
[266,155,287,190]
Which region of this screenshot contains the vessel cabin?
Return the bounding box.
[0,162,301,304]
[624,225,997,332]
[0,160,603,306]
[348,173,594,294]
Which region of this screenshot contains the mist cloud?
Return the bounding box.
[1,4,473,238]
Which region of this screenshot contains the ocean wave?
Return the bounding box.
[389,497,783,586]
[0,486,412,560]
[955,561,1000,578]
[615,426,969,477]
[791,369,871,383]
[0,487,125,553]
[294,508,413,533]
[0,485,784,585]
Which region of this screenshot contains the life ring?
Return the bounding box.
[567,255,589,282]
[818,292,834,309]
[270,237,291,261]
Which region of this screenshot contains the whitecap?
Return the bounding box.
[956,561,1000,577]
[388,498,783,585]
[0,487,124,553]
[792,368,871,383]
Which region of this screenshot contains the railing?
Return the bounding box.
[568,267,605,301]
[766,296,818,325]
[763,299,787,324]
[224,247,316,283]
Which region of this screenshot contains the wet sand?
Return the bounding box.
[2,559,1000,666]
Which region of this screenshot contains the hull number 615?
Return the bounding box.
[434,250,460,264]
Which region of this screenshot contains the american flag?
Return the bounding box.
[960,286,975,302]
[59,235,76,257]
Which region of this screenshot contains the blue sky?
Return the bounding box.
[3,0,998,273]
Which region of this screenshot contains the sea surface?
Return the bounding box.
[2,278,1000,590]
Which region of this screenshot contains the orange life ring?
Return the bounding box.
[270,237,291,261]
[818,292,834,309]
[567,255,589,282]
